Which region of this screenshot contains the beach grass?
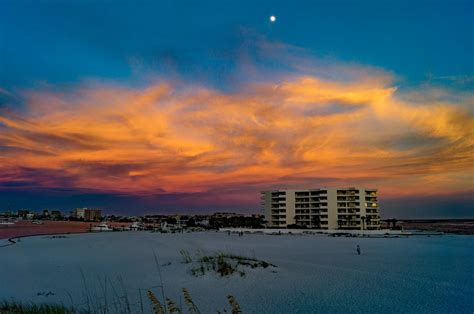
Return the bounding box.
[190,251,277,277]
[1,249,266,313]
[0,301,75,314]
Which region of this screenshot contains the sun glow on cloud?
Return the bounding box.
[0,41,473,206]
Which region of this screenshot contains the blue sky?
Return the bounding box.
[1,0,472,89]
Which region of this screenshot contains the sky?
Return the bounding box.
[0,0,473,217]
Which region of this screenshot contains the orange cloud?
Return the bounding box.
[0,64,473,202]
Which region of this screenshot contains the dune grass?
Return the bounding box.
[2,249,251,313]
[1,289,242,314]
[146,289,241,314]
[183,250,277,277]
[0,301,75,314]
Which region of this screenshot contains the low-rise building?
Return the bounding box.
[262,187,380,230]
[51,210,62,219]
[84,209,102,221]
[72,208,102,221]
[17,209,31,219]
[212,212,244,219]
[72,208,85,219]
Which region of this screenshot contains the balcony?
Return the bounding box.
[367,215,380,220]
[295,203,310,207]
[367,221,380,225]
[337,190,357,196]
[271,204,286,209]
[295,209,310,214]
[295,192,310,197]
[295,200,310,204]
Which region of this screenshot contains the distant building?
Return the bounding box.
[261,187,380,230]
[144,215,167,224]
[72,208,102,221]
[0,210,13,217]
[164,214,189,227]
[17,209,30,219]
[51,210,62,219]
[84,209,102,221]
[72,208,85,219]
[42,210,50,217]
[212,212,244,219]
[193,215,210,227]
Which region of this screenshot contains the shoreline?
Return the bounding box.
[0,220,134,241]
[0,227,447,249]
[2,221,471,246]
[0,230,90,248]
[0,221,91,240]
[219,227,445,237]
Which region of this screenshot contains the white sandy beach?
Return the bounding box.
[1,231,473,313]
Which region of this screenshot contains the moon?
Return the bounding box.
[270,15,276,22]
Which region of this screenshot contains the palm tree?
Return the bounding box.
[366,215,371,230]
[310,215,319,228]
[360,216,366,230]
[316,215,321,229]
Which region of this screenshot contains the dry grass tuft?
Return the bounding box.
[147,290,165,314]
[180,249,193,263]
[165,298,182,313]
[189,251,276,277]
[227,295,242,314]
[0,301,74,314]
[182,288,200,314]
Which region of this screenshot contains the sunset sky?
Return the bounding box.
[0,0,473,217]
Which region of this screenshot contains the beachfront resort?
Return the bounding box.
[262,187,380,230]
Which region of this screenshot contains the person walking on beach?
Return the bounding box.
[356,245,361,255]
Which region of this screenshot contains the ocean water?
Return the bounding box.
[1,232,473,313]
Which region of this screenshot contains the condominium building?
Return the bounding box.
[72,208,102,221]
[261,187,380,230]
